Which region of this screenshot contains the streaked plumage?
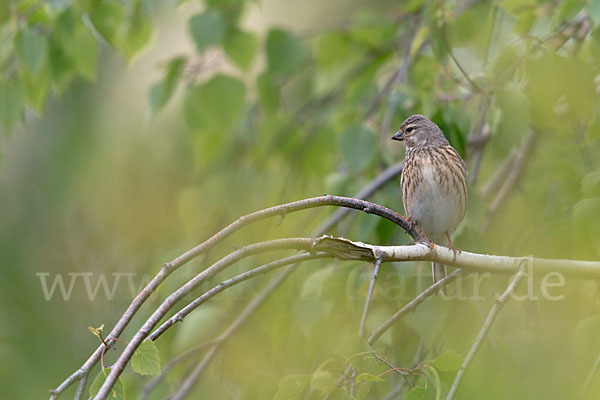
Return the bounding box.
[392,115,467,289]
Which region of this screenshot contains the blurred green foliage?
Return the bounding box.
[2,0,600,399]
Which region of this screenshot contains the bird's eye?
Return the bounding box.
[406,126,414,133]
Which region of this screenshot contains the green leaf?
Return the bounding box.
[355,372,384,384]
[223,29,257,70]
[20,65,49,113]
[405,386,427,400]
[588,0,600,26]
[89,368,126,400]
[121,3,154,60]
[149,56,186,115]
[131,339,161,376]
[67,24,98,81]
[582,172,600,197]
[188,9,225,52]
[573,198,600,251]
[315,32,352,69]
[339,125,377,173]
[0,79,24,133]
[15,27,48,73]
[274,374,310,400]
[431,350,464,372]
[266,28,307,75]
[310,369,336,396]
[183,74,245,133]
[89,0,124,47]
[257,71,280,111]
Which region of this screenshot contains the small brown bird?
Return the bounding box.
[392,115,467,289]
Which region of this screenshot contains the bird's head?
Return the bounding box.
[391,114,448,149]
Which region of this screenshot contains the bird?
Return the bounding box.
[391,114,467,292]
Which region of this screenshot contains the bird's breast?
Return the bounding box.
[401,148,466,243]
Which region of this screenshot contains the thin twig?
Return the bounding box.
[368,269,464,345]
[167,268,292,400]
[446,267,527,400]
[481,132,536,231]
[380,16,420,143]
[368,343,410,377]
[73,374,88,400]
[480,148,519,199]
[467,97,491,185]
[581,350,600,397]
[365,15,420,121]
[140,339,221,400]
[359,256,384,337]
[438,26,491,98]
[148,252,332,341]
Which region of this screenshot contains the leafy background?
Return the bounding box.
[1,0,600,398]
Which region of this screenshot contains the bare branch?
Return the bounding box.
[380,16,420,143]
[359,256,384,337]
[365,14,420,122]
[481,132,536,231]
[581,349,600,397]
[51,194,421,399]
[94,238,316,399]
[315,163,403,234]
[148,252,332,341]
[167,267,293,400]
[480,148,519,199]
[73,374,87,400]
[446,267,527,400]
[438,26,491,98]
[467,97,491,185]
[140,339,221,400]
[368,269,464,345]
[153,165,407,398]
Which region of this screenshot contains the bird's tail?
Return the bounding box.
[432,262,447,294]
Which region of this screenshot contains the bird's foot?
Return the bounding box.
[445,231,461,262]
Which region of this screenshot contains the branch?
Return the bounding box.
[148,252,332,341]
[140,339,220,400]
[438,26,491,98]
[359,256,384,337]
[156,165,407,397]
[99,234,600,398]
[315,163,404,234]
[51,194,420,399]
[380,16,420,143]
[480,148,519,199]
[151,165,407,398]
[581,350,600,397]
[446,267,527,400]
[481,132,536,231]
[94,238,317,399]
[365,14,420,121]
[167,267,293,400]
[368,269,464,345]
[467,97,491,185]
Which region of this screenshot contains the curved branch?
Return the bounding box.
[148,252,332,341]
[168,267,294,400]
[446,267,527,400]
[94,238,315,399]
[51,194,419,399]
[98,234,600,398]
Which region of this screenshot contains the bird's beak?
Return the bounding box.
[391,130,403,141]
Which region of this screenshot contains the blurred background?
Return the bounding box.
[1,0,600,398]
